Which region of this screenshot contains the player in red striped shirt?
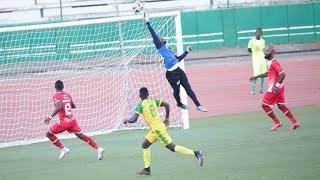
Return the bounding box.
[250,46,300,131]
[44,80,104,159]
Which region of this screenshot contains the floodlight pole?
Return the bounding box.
[59,0,63,20]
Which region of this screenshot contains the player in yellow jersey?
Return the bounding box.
[248,28,267,94]
[123,87,203,176]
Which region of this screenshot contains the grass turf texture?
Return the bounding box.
[0,104,319,180]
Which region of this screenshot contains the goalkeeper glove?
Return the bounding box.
[186,45,192,52]
[144,12,150,23]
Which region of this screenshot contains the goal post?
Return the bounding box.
[174,12,190,130]
[0,11,189,148]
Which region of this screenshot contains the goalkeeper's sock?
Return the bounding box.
[251,80,256,94]
[81,134,99,150]
[48,134,64,149]
[174,145,195,156]
[143,148,151,168]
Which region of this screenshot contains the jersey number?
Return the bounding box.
[149,104,157,118]
[65,103,72,115]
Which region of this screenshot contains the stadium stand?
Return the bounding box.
[0,0,313,25]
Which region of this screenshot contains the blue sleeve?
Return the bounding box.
[146,22,163,49]
[175,51,189,61]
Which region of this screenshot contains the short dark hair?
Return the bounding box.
[139,87,149,98]
[268,45,275,53]
[55,80,64,91]
[256,28,262,31]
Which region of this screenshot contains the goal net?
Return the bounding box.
[0,11,188,148]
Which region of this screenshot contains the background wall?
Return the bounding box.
[0,2,319,63]
[1,0,315,24]
[181,2,320,50]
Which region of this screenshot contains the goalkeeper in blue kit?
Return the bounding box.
[144,12,207,112]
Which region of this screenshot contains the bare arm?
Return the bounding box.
[71,101,76,109]
[271,72,286,92]
[159,101,170,126]
[44,101,61,124]
[277,72,286,84]
[123,113,139,124]
[247,39,252,53]
[250,72,268,81]
[51,101,61,117]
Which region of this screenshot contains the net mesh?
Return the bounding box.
[0,13,184,147]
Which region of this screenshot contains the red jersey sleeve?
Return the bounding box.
[53,95,59,103]
[272,60,284,75]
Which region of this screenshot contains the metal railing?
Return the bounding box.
[0,0,318,25]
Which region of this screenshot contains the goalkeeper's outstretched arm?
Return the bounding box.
[175,52,188,61]
[146,22,163,49]
[175,45,192,62]
[144,12,163,49]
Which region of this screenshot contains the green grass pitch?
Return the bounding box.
[1,105,319,180]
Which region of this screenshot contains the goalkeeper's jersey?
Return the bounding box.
[135,99,166,131]
[158,46,179,70]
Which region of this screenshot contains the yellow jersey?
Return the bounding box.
[135,99,165,131]
[248,37,265,59]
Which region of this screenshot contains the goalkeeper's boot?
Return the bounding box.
[197,105,208,112]
[194,150,204,167]
[97,147,104,160]
[136,168,151,176]
[59,147,70,159]
[178,104,188,110]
